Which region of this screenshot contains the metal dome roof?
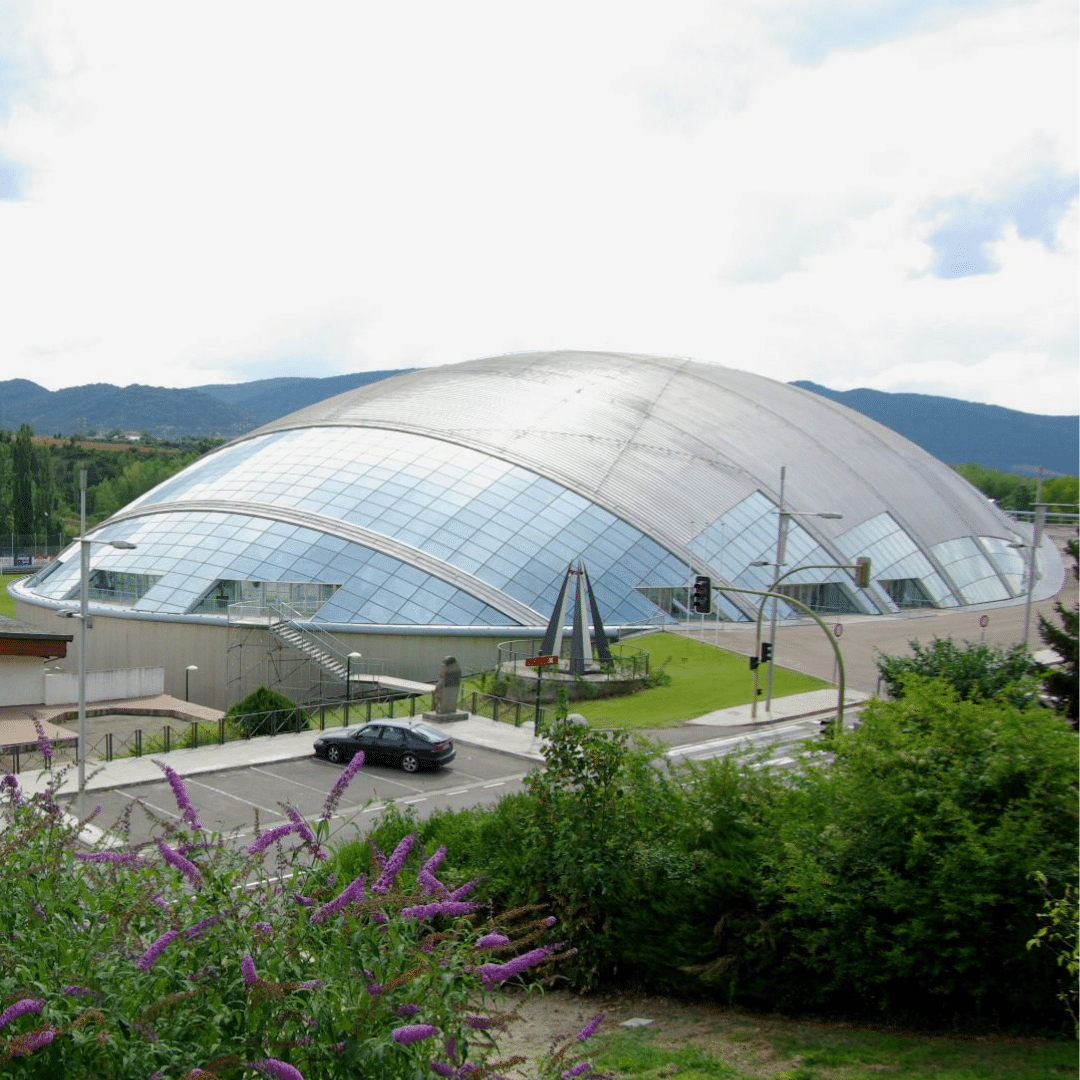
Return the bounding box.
[17,351,1054,629]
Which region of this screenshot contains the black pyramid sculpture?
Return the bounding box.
[539,560,613,676]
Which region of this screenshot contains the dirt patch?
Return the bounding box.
[482,989,789,1078]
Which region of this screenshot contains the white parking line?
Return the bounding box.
[185,777,279,815]
[249,766,332,796]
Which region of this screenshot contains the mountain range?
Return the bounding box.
[0,370,1075,476]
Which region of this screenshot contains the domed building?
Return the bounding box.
[12,351,1061,708]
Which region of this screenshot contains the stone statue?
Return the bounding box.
[425,655,468,721]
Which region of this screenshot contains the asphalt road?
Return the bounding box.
[80,716,827,851]
[85,742,533,848]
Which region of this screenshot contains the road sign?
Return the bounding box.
[525,654,559,668]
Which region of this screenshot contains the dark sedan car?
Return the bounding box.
[313,719,456,773]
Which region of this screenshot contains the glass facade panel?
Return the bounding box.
[836,513,955,607]
[932,537,1009,603]
[978,536,1026,596]
[107,427,698,626]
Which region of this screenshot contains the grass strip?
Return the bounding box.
[561,631,830,730]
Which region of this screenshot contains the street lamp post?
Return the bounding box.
[65,470,137,819]
[185,665,198,702]
[762,467,842,713]
[1011,503,1048,649]
[345,652,362,724]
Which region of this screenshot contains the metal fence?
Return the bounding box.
[2,689,545,774]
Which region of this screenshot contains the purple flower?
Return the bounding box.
[157,840,204,888]
[366,982,382,995]
[293,894,315,907]
[61,986,92,997]
[0,998,43,1029]
[310,874,365,925]
[184,914,224,941]
[1,774,25,807]
[248,823,299,855]
[463,1015,494,1030]
[249,1060,305,1080]
[75,851,142,865]
[156,761,202,830]
[430,1064,455,1077]
[373,834,416,893]
[418,845,448,894]
[284,806,325,858]
[137,929,181,971]
[576,1014,603,1042]
[396,1004,420,1018]
[321,750,365,820]
[476,933,510,950]
[242,954,258,986]
[253,921,273,935]
[562,1064,592,1079]
[401,901,479,921]
[10,1025,56,1057]
[297,979,323,991]
[478,946,554,986]
[446,879,478,901]
[392,1024,440,1044]
[31,716,53,768]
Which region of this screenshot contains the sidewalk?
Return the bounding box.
[16,688,865,800]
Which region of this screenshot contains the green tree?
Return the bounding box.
[1039,537,1078,727]
[32,442,58,538]
[11,423,34,538]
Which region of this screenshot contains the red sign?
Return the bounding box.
[525,654,559,668]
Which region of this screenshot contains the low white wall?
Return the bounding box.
[0,658,45,707]
[44,666,165,706]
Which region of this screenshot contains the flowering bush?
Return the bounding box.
[0,750,599,1079]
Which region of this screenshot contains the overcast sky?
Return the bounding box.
[0,0,1076,414]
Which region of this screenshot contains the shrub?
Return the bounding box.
[225,686,309,738]
[727,679,1079,1027]
[876,636,1043,708]
[0,747,600,1078]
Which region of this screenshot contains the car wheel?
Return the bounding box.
[400,752,420,773]
[327,745,344,764]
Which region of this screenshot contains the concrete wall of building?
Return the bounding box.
[44,667,164,706]
[15,601,506,711]
[0,657,44,706]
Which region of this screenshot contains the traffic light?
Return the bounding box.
[749,655,759,670]
[691,575,711,614]
[760,641,773,663]
[855,556,871,588]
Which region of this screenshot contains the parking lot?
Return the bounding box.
[82,742,532,848]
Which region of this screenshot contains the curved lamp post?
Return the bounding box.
[762,467,842,712]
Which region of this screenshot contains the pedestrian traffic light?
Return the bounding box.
[760,641,773,663]
[855,556,871,589]
[691,575,711,614]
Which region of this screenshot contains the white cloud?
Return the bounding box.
[0,0,1073,419]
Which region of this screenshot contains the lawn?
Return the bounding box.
[0,573,25,619]
[548,631,830,730]
[591,1018,1078,1080]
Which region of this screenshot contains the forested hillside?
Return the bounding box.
[0,426,223,547]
